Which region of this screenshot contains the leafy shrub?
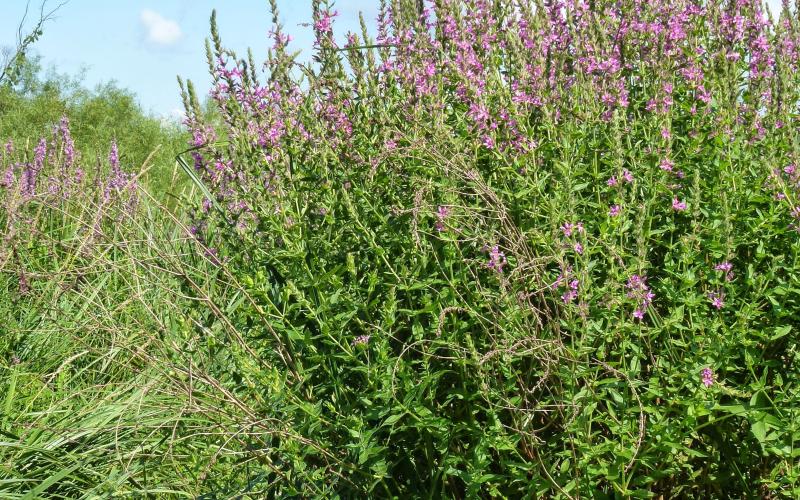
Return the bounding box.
[177,0,800,496]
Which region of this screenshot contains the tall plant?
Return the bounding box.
[178,0,800,496]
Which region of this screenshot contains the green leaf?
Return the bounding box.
[382,413,405,426]
[751,420,767,445]
[770,325,791,341]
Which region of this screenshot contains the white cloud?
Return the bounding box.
[140,9,182,46]
[158,107,185,126]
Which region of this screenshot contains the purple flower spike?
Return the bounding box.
[701,367,714,387]
[487,245,507,273]
[627,274,654,320]
[435,205,450,232]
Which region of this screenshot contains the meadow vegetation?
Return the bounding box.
[0,56,188,195]
[2,0,800,497]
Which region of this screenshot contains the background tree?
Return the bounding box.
[0,0,68,88]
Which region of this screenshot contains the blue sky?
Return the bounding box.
[0,1,379,118]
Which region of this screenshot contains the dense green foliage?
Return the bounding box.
[0,57,188,195]
[175,0,800,496]
[2,0,800,498]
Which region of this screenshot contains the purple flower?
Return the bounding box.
[104,141,128,200]
[715,261,734,281]
[726,51,741,61]
[560,279,580,304]
[607,176,618,187]
[622,169,634,183]
[659,159,674,172]
[109,141,119,170]
[714,261,732,273]
[672,198,687,211]
[314,9,338,34]
[353,334,371,346]
[573,242,583,255]
[435,205,449,232]
[609,204,621,217]
[59,115,75,169]
[1,166,13,188]
[560,221,584,237]
[102,140,138,210]
[627,274,654,320]
[20,138,47,198]
[487,245,507,273]
[701,367,714,387]
[708,291,725,309]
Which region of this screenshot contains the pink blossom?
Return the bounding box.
[701,367,714,387]
[353,334,371,346]
[622,169,634,183]
[562,290,577,303]
[561,222,584,237]
[708,291,725,309]
[314,9,338,34]
[714,262,732,273]
[560,278,580,304]
[487,245,507,273]
[627,274,654,319]
[435,205,450,232]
